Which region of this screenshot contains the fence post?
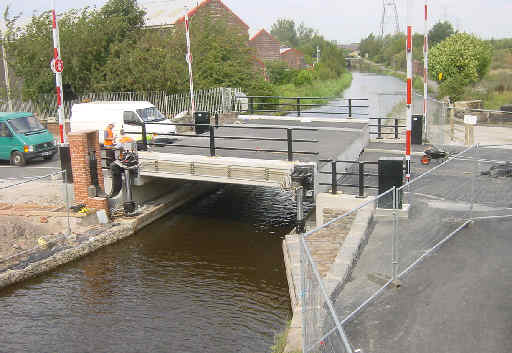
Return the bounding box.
[331,161,337,195]
[63,170,71,237]
[296,186,305,233]
[348,98,352,117]
[297,98,301,117]
[287,129,293,161]
[215,112,219,128]
[209,125,216,157]
[392,186,398,281]
[249,96,254,114]
[358,162,364,197]
[377,118,382,139]
[394,118,399,139]
[449,105,455,141]
[141,123,148,151]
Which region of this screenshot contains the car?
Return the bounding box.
[0,112,57,166]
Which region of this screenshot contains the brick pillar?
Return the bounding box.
[69,130,109,214]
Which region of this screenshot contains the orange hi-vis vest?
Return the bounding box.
[119,136,134,144]
[104,127,114,147]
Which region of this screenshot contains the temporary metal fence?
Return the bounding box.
[235,96,369,117]
[300,143,512,352]
[1,87,242,120]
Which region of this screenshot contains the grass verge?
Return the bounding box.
[270,320,301,353]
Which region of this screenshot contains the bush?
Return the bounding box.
[293,70,313,86]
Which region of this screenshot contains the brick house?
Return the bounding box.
[280,48,305,70]
[249,29,281,62]
[144,0,249,38]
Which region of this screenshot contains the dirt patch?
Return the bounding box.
[0,181,91,263]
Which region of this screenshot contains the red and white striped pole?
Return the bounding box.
[184,10,195,115]
[406,0,413,182]
[423,1,429,135]
[51,0,66,144]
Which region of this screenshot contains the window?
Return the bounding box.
[136,107,166,122]
[7,116,44,134]
[0,122,12,137]
[123,111,140,125]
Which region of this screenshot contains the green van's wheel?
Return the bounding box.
[11,151,26,166]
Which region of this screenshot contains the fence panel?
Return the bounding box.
[396,145,478,276]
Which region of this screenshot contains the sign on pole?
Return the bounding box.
[51,0,66,144]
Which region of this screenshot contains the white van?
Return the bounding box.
[70,101,176,145]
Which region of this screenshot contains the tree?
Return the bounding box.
[7,0,145,100]
[429,32,492,101]
[428,21,454,47]
[270,18,298,47]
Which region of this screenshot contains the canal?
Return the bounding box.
[0,71,406,353]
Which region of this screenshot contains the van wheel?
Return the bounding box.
[11,151,26,166]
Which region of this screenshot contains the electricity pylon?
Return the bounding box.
[380,0,400,38]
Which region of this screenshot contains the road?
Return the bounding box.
[0,156,61,186]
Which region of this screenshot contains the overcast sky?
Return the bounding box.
[7,0,512,43]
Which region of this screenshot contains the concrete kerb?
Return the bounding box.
[324,205,375,302]
[0,182,217,290]
[283,195,377,352]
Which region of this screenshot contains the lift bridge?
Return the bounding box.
[106,98,382,212]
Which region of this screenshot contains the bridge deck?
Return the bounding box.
[139,116,369,189]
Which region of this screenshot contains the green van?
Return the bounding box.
[0,112,57,166]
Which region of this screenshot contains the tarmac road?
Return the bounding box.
[0,154,61,182]
[344,219,512,353]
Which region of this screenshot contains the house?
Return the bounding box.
[248,29,281,62]
[143,0,249,37]
[280,48,305,70]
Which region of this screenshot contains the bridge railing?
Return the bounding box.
[368,117,405,139]
[318,160,379,197]
[125,121,319,162]
[235,96,369,117]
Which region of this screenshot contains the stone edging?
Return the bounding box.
[323,206,375,302]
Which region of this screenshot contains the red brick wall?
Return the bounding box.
[176,0,249,38]
[69,130,108,214]
[281,50,305,70]
[249,30,281,62]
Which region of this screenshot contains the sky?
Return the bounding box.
[6,0,512,43]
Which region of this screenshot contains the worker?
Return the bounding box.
[104,123,115,148]
[116,129,135,148]
[104,123,116,167]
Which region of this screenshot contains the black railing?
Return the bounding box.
[236,96,369,117]
[126,121,319,162]
[318,159,379,197]
[368,117,405,139]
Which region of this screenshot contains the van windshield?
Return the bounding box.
[8,116,45,134]
[136,107,166,122]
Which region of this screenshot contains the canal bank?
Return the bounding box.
[0,179,218,289]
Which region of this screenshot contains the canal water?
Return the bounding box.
[0,71,405,353]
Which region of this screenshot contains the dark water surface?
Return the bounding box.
[0,186,296,353]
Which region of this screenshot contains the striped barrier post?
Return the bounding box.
[184,10,196,115]
[405,0,413,181]
[51,0,66,144]
[424,1,429,136]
